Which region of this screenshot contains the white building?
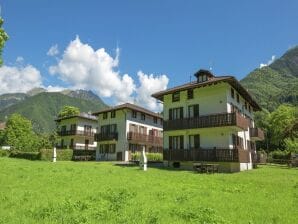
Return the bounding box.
[55,113,98,159]
[92,103,163,161]
[152,69,264,172]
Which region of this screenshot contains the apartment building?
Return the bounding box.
[152,69,264,172]
[55,113,98,157]
[92,103,163,161]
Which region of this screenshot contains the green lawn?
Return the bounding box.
[0,158,297,224]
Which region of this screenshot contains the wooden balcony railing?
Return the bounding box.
[249,128,265,141]
[163,112,249,131]
[163,147,250,163]
[94,132,118,142]
[127,132,163,146]
[57,130,94,137]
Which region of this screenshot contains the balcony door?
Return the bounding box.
[169,136,184,150]
[85,139,89,150]
[188,104,199,118]
[189,135,200,149]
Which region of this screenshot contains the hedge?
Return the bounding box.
[40,149,73,161]
[9,151,40,160]
[131,152,163,162]
[0,149,10,157]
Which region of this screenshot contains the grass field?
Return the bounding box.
[0,158,297,224]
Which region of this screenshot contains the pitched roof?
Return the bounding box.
[152,75,261,111]
[55,113,97,122]
[92,103,163,118]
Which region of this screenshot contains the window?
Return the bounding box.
[236,94,240,103]
[101,124,117,134]
[172,92,180,102]
[84,125,92,133]
[231,88,234,99]
[189,135,200,149]
[153,117,157,124]
[169,107,183,120]
[70,124,76,130]
[169,136,184,149]
[244,102,247,110]
[132,110,137,118]
[188,104,199,118]
[100,144,116,153]
[103,112,108,119]
[187,89,194,99]
[111,110,116,118]
[248,105,251,113]
[198,75,207,83]
[141,113,145,120]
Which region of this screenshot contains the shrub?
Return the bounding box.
[269,150,291,160]
[9,150,40,160]
[40,149,73,161]
[0,149,10,157]
[131,152,163,162]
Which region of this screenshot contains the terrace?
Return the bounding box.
[163,147,251,163]
[94,132,118,142]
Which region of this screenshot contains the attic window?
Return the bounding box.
[236,94,240,103]
[187,89,194,99]
[103,112,108,119]
[172,92,180,102]
[231,88,234,99]
[111,110,116,118]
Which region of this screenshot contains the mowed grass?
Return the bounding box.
[0,158,297,224]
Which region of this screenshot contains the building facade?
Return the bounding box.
[55,113,98,159]
[92,103,163,161]
[152,69,264,172]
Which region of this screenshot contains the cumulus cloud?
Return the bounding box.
[47,44,59,56]
[48,36,169,110]
[259,55,276,68]
[49,36,135,104]
[136,71,169,111]
[0,62,43,94]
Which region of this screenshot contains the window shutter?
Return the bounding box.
[194,104,199,117]
[169,136,173,149]
[180,107,184,119]
[180,136,184,149]
[169,109,172,120]
[194,134,200,148]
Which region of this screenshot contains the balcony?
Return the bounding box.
[127,132,163,146]
[163,147,250,163]
[249,128,265,141]
[163,112,249,131]
[94,132,118,142]
[72,145,96,150]
[57,130,94,137]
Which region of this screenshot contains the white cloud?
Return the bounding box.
[45,85,66,92]
[136,71,169,111]
[0,63,43,94]
[259,55,276,68]
[47,44,59,56]
[49,36,137,104]
[16,56,24,63]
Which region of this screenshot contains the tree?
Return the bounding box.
[3,113,38,151]
[0,17,9,65]
[58,106,80,118]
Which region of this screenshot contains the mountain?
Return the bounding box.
[0,91,107,133]
[241,46,298,111]
[0,93,28,110]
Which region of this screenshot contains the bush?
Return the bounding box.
[131,152,163,162]
[0,149,10,157]
[269,150,291,160]
[9,150,40,160]
[40,149,73,161]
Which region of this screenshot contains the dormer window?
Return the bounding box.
[194,69,214,83]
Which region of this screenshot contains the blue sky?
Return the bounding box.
[0,0,297,110]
